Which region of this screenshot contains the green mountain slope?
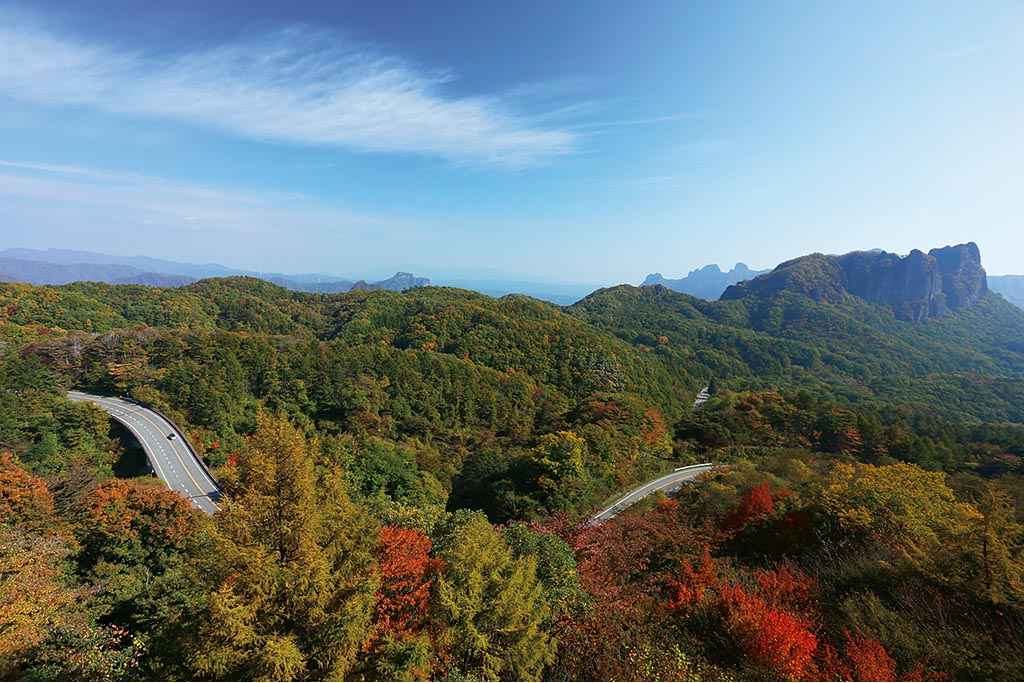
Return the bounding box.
[571,270,1024,422]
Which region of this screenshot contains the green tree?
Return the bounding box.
[434,511,555,681]
[73,479,203,633]
[502,522,589,624]
[530,430,586,480]
[187,413,379,681]
[959,483,1024,605]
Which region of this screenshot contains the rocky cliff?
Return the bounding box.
[721,242,988,321]
[351,272,430,292]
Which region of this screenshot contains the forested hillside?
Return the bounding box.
[3,255,1024,680]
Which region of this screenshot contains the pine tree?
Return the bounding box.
[188,412,379,681]
[968,484,1024,605]
[433,511,555,681]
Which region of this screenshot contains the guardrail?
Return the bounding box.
[588,462,713,525]
[139,401,220,487]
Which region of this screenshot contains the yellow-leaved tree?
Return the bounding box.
[187,412,379,681]
[433,511,555,681]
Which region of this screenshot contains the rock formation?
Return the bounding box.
[721,242,987,321]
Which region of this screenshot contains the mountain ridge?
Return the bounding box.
[721,242,988,321]
[0,250,428,294]
[989,274,1024,310]
[641,262,769,300]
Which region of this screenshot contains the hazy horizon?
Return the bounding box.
[1,1,1022,281]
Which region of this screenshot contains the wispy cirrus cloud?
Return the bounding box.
[0,158,420,241]
[0,10,577,168]
[570,113,704,131]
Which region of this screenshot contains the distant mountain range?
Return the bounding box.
[0,248,428,293]
[0,248,602,305]
[643,252,1023,312]
[0,257,195,287]
[642,263,769,300]
[431,279,600,306]
[988,275,1024,310]
[2,246,1021,312]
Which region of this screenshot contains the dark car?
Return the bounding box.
[167,433,176,440]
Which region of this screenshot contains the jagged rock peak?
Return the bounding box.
[721,242,988,321]
[929,242,987,309]
[641,262,769,300]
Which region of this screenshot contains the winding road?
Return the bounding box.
[589,462,713,524]
[68,391,221,515]
[68,389,708,521]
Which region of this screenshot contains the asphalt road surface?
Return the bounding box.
[68,391,221,515]
[589,462,714,524]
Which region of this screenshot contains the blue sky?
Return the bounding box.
[0,1,1021,283]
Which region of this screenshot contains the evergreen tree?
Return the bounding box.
[187,413,379,681]
[434,511,555,681]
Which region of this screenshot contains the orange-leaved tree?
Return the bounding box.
[359,524,445,680]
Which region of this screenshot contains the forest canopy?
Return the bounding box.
[2,276,1024,680]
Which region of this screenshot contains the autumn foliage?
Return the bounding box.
[0,451,54,530]
[717,581,818,680]
[836,631,935,682]
[78,479,199,553]
[721,481,792,533]
[371,525,445,640]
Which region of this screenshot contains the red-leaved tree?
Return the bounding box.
[716,564,823,681]
[371,525,445,641]
[722,482,792,533]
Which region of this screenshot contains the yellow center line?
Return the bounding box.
[89,396,221,511]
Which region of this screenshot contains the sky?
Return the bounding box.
[0,1,1022,284]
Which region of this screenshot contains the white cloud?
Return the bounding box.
[0,11,577,168]
[570,113,704,131]
[679,139,736,153]
[0,158,420,239]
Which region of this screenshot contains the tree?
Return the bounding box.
[558,500,717,681]
[433,511,555,681]
[955,483,1024,606]
[838,630,932,682]
[721,482,782,533]
[0,526,144,680]
[816,462,980,555]
[530,430,586,480]
[360,525,445,680]
[502,521,589,624]
[186,413,379,681]
[73,479,203,632]
[717,581,818,681]
[0,452,54,531]
[372,525,444,640]
[0,528,83,676]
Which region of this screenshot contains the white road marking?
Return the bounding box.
[68,392,220,513]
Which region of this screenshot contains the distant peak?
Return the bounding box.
[638,262,769,300]
[721,242,988,320]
